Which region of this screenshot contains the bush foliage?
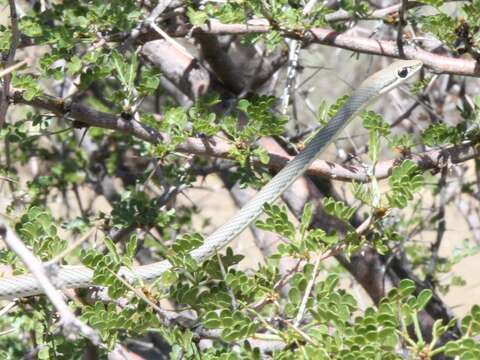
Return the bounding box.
[0,0,479,359]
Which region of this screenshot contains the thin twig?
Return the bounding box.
[280,0,319,115]
[0,218,102,345]
[425,166,448,286]
[47,225,98,266]
[396,0,408,58]
[324,0,465,23]
[251,260,302,310]
[0,59,27,79]
[149,22,194,61]
[293,256,321,327]
[120,0,173,51]
[0,301,16,317]
[216,251,238,309]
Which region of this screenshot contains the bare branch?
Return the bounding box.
[8,90,480,183]
[396,0,408,58]
[159,21,480,77]
[0,59,28,79]
[425,166,448,285]
[294,256,321,327]
[0,218,102,345]
[142,40,217,100]
[324,1,464,23]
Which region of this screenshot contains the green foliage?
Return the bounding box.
[421,13,457,46]
[418,0,445,7]
[188,2,246,25]
[0,0,478,358]
[232,95,287,140]
[256,203,340,258]
[255,203,296,240]
[111,190,176,229]
[419,1,480,55]
[11,74,43,101]
[362,111,390,163]
[463,0,480,28]
[221,95,287,187]
[0,25,12,52]
[81,234,141,298]
[410,78,430,95]
[317,95,350,126]
[0,297,91,359]
[387,160,424,209]
[189,94,222,136]
[388,133,415,153]
[14,206,67,262]
[203,309,258,341]
[422,122,464,146]
[338,0,369,19]
[352,159,423,210]
[81,301,159,348]
[81,244,127,299]
[322,197,356,222]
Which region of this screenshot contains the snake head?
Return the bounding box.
[370,60,423,94]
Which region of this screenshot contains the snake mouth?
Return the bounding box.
[377,60,423,95]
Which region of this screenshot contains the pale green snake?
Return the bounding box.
[0,60,423,300]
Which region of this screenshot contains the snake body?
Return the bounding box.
[0,60,422,300]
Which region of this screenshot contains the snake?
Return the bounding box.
[0,60,422,300]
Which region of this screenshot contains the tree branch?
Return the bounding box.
[9,90,480,183]
[0,218,102,345]
[155,21,480,77]
[323,0,465,23]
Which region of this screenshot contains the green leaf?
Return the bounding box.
[322,197,356,222]
[172,233,204,254]
[11,74,43,101]
[138,67,161,95]
[417,0,445,7]
[421,13,457,46]
[255,204,295,240]
[416,289,432,310]
[300,203,313,238]
[398,279,416,297]
[362,111,390,163]
[421,123,463,146]
[124,234,137,266]
[253,147,270,165]
[67,56,83,75]
[387,160,424,209]
[104,237,121,263]
[289,287,301,305]
[111,50,138,102]
[187,7,209,26]
[362,111,390,137]
[15,206,67,261]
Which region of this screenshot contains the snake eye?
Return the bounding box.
[397,67,409,78]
